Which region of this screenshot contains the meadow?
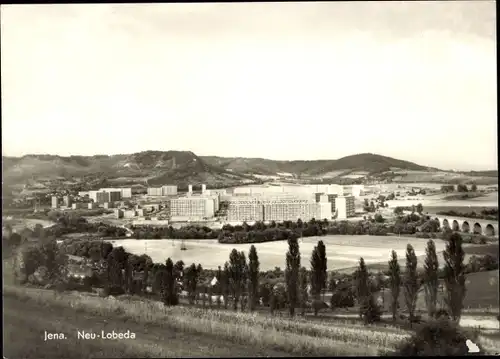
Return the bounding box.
[385,192,498,209]
[109,235,448,271]
[4,284,499,356]
[376,270,499,318]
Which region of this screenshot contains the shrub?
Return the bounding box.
[330,287,355,309]
[416,232,431,239]
[360,294,382,324]
[389,319,482,356]
[434,308,450,320]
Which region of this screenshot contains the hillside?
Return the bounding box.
[2,151,255,189]
[3,151,497,189]
[201,153,433,176]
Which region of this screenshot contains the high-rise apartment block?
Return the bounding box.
[315,193,338,213]
[336,195,356,219]
[114,209,123,219]
[169,197,215,220]
[100,188,131,198]
[51,196,59,209]
[96,191,110,204]
[108,190,121,202]
[147,187,163,196]
[226,196,332,222]
[63,196,72,207]
[161,185,178,196]
[227,198,264,222]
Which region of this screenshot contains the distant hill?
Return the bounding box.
[2,151,497,189]
[201,153,436,176]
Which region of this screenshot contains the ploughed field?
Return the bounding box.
[109,235,447,271]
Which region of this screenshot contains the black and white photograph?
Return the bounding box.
[1,1,498,357]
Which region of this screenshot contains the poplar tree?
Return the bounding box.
[124,256,133,294]
[142,255,152,294]
[299,266,309,316]
[285,235,301,317]
[162,258,177,305]
[239,252,248,311]
[356,257,369,318]
[423,240,439,318]
[222,261,230,309]
[216,265,223,308]
[388,250,401,321]
[185,263,199,304]
[248,245,260,312]
[229,249,245,311]
[443,233,466,322]
[317,240,328,300]
[310,246,322,316]
[195,264,203,305]
[404,244,419,322]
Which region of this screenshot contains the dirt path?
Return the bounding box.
[3,295,291,358]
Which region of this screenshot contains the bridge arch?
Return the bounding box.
[473,223,482,235]
[442,219,450,229]
[486,224,495,236]
[452,220,460,231]
[462,221,470,233]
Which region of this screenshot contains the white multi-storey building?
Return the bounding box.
[147,187,163,196]
[227,198,264,222]
[169,197,215,220]
[336,195,356,219]
[100,188,132,198]
[226,195,332,222]
[51,196,59,209]
[161,185,178,196]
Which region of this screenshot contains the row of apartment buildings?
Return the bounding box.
[147,185,178,196]
[225,193,355,222]
[78,188,132,201]
[147,184,225,197]
[231,184,364,197]
[51,195,101,210]
[51,187,133,210]
[156,192,355,223]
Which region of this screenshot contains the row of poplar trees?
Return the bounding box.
[385,232,466,323]
[105,232,466,323]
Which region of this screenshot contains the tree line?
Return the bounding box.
[436,208,498,221]
[441,184,478,193]
[132,202,484,244]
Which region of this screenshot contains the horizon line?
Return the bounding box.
[2,149,498,173]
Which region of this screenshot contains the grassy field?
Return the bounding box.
[109,235,448,271]
[3,293,291,358]
[386,192,498,209]
[336,242,499,275]
[1,285,412,356]
[379,270,499,315]
[463,243,499,258]
[4,284,499,357]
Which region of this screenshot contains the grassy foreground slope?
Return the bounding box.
[4,285,412,357]
[3,294,291,358]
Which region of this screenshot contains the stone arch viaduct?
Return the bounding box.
[433,215,498,236]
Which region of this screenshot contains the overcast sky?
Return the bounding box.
[1,2,496,170]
